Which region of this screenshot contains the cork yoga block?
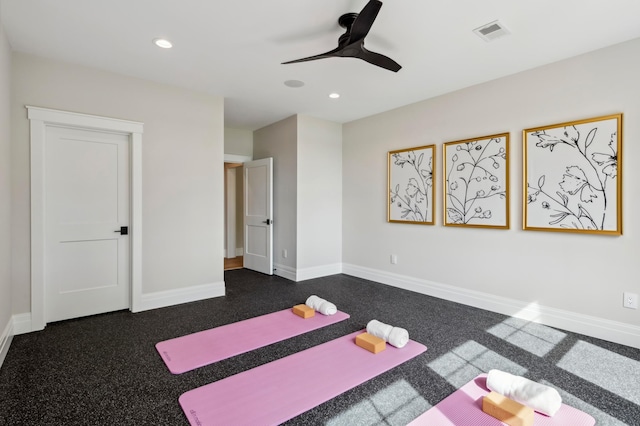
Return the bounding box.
[482,391,534,426]
[292,304,315,319]
[355,332,386,354]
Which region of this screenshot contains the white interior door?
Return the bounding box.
[44,125,130,322]
[243,158,273,275]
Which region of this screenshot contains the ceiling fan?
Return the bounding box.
[282,0,401,72]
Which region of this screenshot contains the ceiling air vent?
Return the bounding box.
[473,20,510,42]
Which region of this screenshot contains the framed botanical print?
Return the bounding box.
[388,145,435,224]
[523,114,622,235]
[443,133,510,228]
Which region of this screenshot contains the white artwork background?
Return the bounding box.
[444,135,508,227]
[389,146,434,223]
[525,116,620,232]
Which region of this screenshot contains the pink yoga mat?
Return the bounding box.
[408,374,595,426]
[179,330,427,425]
[156,308,350,374]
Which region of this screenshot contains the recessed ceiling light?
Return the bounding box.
[153,38,173,49]
[329,93,340,99]
[284,80,305,88]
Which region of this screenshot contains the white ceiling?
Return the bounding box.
[2,0,640,130]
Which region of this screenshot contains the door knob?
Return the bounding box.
[262,219,272,225]
[114,226,128,235]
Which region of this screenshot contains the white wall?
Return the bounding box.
[253,115,343,281]
[343,38,640,348]
[225,127,253,157]
[297,115,342,277]
[0,12,12,358]
[11,53,225,317]
[253,116,298,274]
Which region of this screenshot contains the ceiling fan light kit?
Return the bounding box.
[282,0,401,72]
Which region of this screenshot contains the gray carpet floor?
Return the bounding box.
[1,269,639,425]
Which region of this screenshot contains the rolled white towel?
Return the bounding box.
[305,295,337,316]
[486,369,562,417]
[366,319,409,348]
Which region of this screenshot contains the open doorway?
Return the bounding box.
[224,155,273,275]
[224,162,244,270]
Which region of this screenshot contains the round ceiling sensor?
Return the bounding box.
[284,80,305,88]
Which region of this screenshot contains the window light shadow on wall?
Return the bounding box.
[326,379,430,426]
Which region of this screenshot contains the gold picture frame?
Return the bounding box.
[388,144,435,224]
[523,114,622,235]
[443,133,510,229]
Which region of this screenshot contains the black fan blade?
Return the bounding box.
[348,0,382,43]
[282,46,342,64]
[357,47,401,72]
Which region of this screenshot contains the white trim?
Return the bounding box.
[296,263,343,282]
[273,263,343,282]
[224,248,245,257]
[342,263,640,350]
[0,318,13,369]
[226,167,237,259]
[130,132,143,312]
[12,313,33,335]
[27,106,143,133]
[0,312,37,369]
[224,153,252,163]
[274,263,297,282]
[29,117,45,331]
[12,280,227,321]
[27,106,144,329]
[134,281,226,313]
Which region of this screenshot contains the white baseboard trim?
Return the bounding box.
[0,318,13,369]
[7,282,228,335]
[224,248,244,258]
[134,281,226,313]
[12,313,33,335]
[274,263,296,281]
[343,263,640,350]
[296,263,343,282]
[273,262,343,282]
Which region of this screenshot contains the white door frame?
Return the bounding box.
[225,166,237,259]
[224,154,251,259]
[28,106,144,331]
